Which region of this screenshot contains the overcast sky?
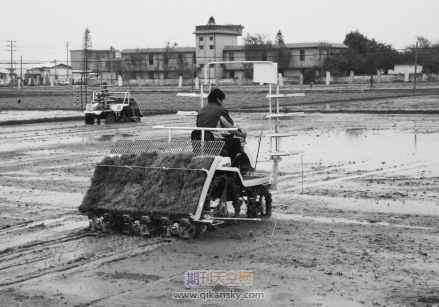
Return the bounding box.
[1,0,438,65]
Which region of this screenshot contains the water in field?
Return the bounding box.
[250,129,439,172]
[0,110,82,122]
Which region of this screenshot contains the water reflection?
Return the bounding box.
[0,110,81,122]
[345,128,365,139]
[247,129,439,171]
[414,134,417,154]
[81,134,135,142]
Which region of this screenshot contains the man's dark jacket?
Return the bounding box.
[196,102,235,139]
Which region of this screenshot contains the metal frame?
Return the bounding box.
[194,156,223,220]
[90,91,131,107]
[151,125,278,205]
[175,61,306,191]
[175,61,277,111]
[176,87,208,109]
[110,139,226,156]
[204,61,278,86]
[152,125,238,143]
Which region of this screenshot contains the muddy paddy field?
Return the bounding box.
[1,85,439,306]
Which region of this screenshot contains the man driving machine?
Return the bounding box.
[196,88,247,167]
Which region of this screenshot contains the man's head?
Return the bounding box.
[207,88,225,105]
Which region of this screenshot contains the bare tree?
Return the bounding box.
[176,54,192,79]
[82,27,92,79]
[415,36,431,81]
[109,46,115,82]
[310,41,333,76]
[94,52,102,78]
[242,33,272,78]
[273,30,291,73]
[132,48,148,79]
[159,41,178,79]
[120,58,133,81]
[120,48,149,80]
[207,16,216,25]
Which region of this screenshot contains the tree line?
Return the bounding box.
[312,30,439,78]
[241,29,439,79]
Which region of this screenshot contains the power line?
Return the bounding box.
[6,40,17,88]
[0,40,82,47]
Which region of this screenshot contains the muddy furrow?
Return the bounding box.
[72,270,185,307]
[0,232,90,263]
[0,121,146,141]
[0,219,89,252]
[0,154,91,169]
[0,236,172,288]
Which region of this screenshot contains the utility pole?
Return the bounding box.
[66,42,69,80]
[54,60,57,82]
[300,55,303,83]
[110,46,114,84]
[85,48,88,98]
[191,52,194,92]
[414,42,418,93]
[7,40,17,90]
[20,56,22,83]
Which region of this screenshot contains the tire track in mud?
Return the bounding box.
[0,186,83,209]
[0,219,174,289]
[0,216,89,252]
[0,119,179,292]
[0,118,164,155]
[0,121,140,143]
[0,206,171,289]
[71,269,184,307]
[0,240,173,289]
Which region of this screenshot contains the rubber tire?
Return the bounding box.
[246,200,258,218]
[85,116,94,124]
[106,113,116,124]
[258,187,273,216]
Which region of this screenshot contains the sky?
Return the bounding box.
[1,0,438,67]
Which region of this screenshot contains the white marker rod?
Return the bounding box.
[212,217,262,221]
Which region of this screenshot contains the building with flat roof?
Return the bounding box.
[118,24,348,80]
[120,47,196,80]
[70,49,120,81]
[222,42,348,77]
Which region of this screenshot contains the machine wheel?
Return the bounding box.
[246,199,258,218]
[178,219,196,240]
[85,116,94,124]
[106,113,116,124]
[257,186,273,216]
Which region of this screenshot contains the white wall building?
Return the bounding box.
[388,64,424,74]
